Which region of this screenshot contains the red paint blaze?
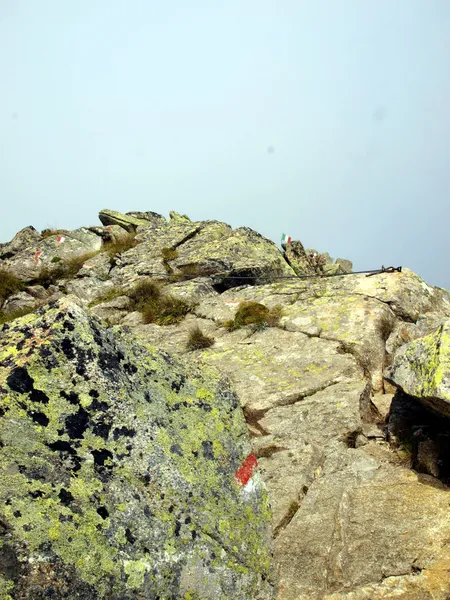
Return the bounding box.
[107,226,112,231]
[234,453,258,486]
[57,236,63,243]
[34,250,43,264]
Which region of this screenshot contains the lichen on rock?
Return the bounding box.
[0,299,275,599]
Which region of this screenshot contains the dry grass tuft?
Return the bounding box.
[0,270,24,305]
[224,301,283,332]
[186,325,215,351]
[103,233,138,257]
[128,279,192,325]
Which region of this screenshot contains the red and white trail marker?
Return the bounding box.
[106,226,112,232]
[34,250,43,264]
[56,236,65,243]
[234,453,258,488]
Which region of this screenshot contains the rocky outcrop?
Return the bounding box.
[2,208,450,600]
[98,209,152,231]
[0,299,274,599]
[0,228,103,282]
[386,320,450,416]
[0,227,42,261]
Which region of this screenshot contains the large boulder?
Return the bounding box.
[386,320,450,416]
[0,299,275,599]
[0,226,42,261]
[98,209,151,231]
[110,219,296,290]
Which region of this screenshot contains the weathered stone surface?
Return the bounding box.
[2,208,450,600]
[0,226,41,261]
[283,240,316,276]
[386,321,450,416]
[126,210,166,224]
[0,228,103,282]
[90,295,132,325]
[1,291,37,315]
[0,300,275,599]
[169,210,191,222]
[110,220,295,291]
[98,209,149,231]
[335,258,353,273]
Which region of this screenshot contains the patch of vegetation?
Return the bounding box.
[224,301,283,332]
[41,228,69,239]
[33,252,99,287]
[103,233,138,258]
[186,325,215,351]
[0,270,24,305]
[161,247,179,262]
[128,278,192,325]
[88,288,125,308]
[0,306,36,326]
[161,246,179,275]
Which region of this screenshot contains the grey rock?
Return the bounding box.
[0,299,275,599]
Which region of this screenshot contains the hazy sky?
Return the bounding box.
[1,1,450,288]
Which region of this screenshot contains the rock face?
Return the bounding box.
[2,208,450,600]
[386,320,450,416]
[0,299,274,599]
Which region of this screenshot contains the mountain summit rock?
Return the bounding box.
[1,209,450,599]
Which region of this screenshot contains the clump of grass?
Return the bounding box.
[161,247,179,262]
[128,278,191,325]
[34,252,99,287]
[161,247,179,275]
[0,270,24,305]
[0,306,36,326]
[224,301,283,332]
[41,228,69,239]
[103,233,138,257]
[186,325,215,351]
[88,287,125,308]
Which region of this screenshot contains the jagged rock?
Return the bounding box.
[322,263,346,275]
[284,241,316,276]
[0,299,275,599]
[98,209,149,231]
[111,220,295,291]
[386,320,450,416]
[0,228,103,282]
[169,210,191,222]
[126,210,166,224]
[0,226,41,260]
[1,291,37,315]
[2,209,450,599]
[88,224,132,244]
[335,258,353,273]
[170,223,295,288]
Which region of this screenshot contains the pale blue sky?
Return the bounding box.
[1,1,450,288]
